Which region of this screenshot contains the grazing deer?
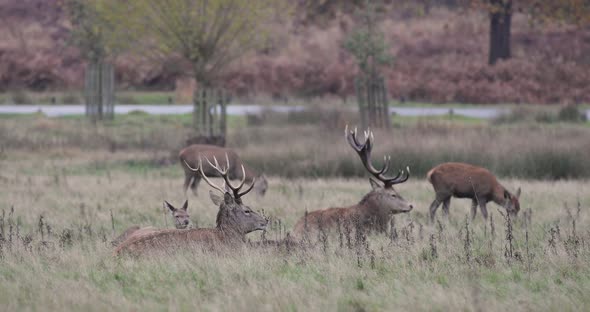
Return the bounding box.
[292,127,413,238]
[427,162,521,221]
[179,144,268,197]
[114,155,268,256]
[111,200,190,247]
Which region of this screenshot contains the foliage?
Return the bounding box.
[464,0,590,26]
[62,0,119,62]
[343,0,392,74]
[527,0,590,25]
[9,90,33,105]
[558,104,587,123]
[100,0,291,86]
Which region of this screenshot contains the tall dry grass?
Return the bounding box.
[0,149,589,311]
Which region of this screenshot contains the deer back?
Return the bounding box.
[428,162,500,199]
[428,162,521,214]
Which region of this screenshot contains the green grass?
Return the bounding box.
[0,91,177,105]
[391,113,486,126]
[115,91,176,105]
[0,150,589,311]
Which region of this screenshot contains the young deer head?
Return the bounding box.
[186,154,268,235]
[504,187,521,216]
[164,200,190,229]
[346,126,414,216]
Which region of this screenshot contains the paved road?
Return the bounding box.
[0,104,588,120]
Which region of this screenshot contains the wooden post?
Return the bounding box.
[191,87,229,145]
[380,77,391,129]
[200,89,207,136]
[193,89,201,134]
[220,89,227,139]
[355,76,368,130]
[209,89,216,137]
[101,63,114,120]
[85,61,115,122]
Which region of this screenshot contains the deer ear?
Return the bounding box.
[515,187,521,198]
[209,190,223,206]
[369,178,381,190]
[164,201,176,212]
[182,199,188,211]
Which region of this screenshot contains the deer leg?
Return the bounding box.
[471,199,478,220]
[429,198,443,222]
[190,175,201,196]
[442,197,451,216]
[183,172,193,195]
[479,202,489,220]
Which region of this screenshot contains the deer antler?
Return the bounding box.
[184,158,227,194]
[199,154,256,202]
[345,125,410,187]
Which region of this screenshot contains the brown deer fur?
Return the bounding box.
[114,157,267,256]
[179,144,268,196]
[427,162,521,221]
[292,127,413,239]
[111,200,190,247]
[114,193,267,256]
[293,179,413,238]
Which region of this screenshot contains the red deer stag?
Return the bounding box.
[114,155,268,256]
[427,162,521,221]
[292,127,413,238]
[111,200,190,247]
[179,144,268,197]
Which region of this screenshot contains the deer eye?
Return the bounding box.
[244,210,252,215]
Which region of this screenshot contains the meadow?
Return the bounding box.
[0,112,589,311]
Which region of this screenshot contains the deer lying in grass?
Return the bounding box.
[114,155,268,256]
[111,200,190,247]
[427,162,521,221]
[292,127,413,238]
[179,144,268,197]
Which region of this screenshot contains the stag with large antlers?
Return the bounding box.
[114,155,268,256]
[292,127,413,238]
[179,144,268,197]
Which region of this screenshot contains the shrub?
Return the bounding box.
[116,95,139,104]
[10,90,33,104]
[61,92,81,104]
[557,105,586,123]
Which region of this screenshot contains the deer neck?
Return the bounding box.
[353,192,381,216]
[217,226,246,242]
[215,210,247,242]
[491,184,508,206]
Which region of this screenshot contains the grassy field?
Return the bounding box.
[1,110,589,179]
[0,147,589,311]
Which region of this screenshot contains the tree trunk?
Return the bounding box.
[488,0,512,65]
